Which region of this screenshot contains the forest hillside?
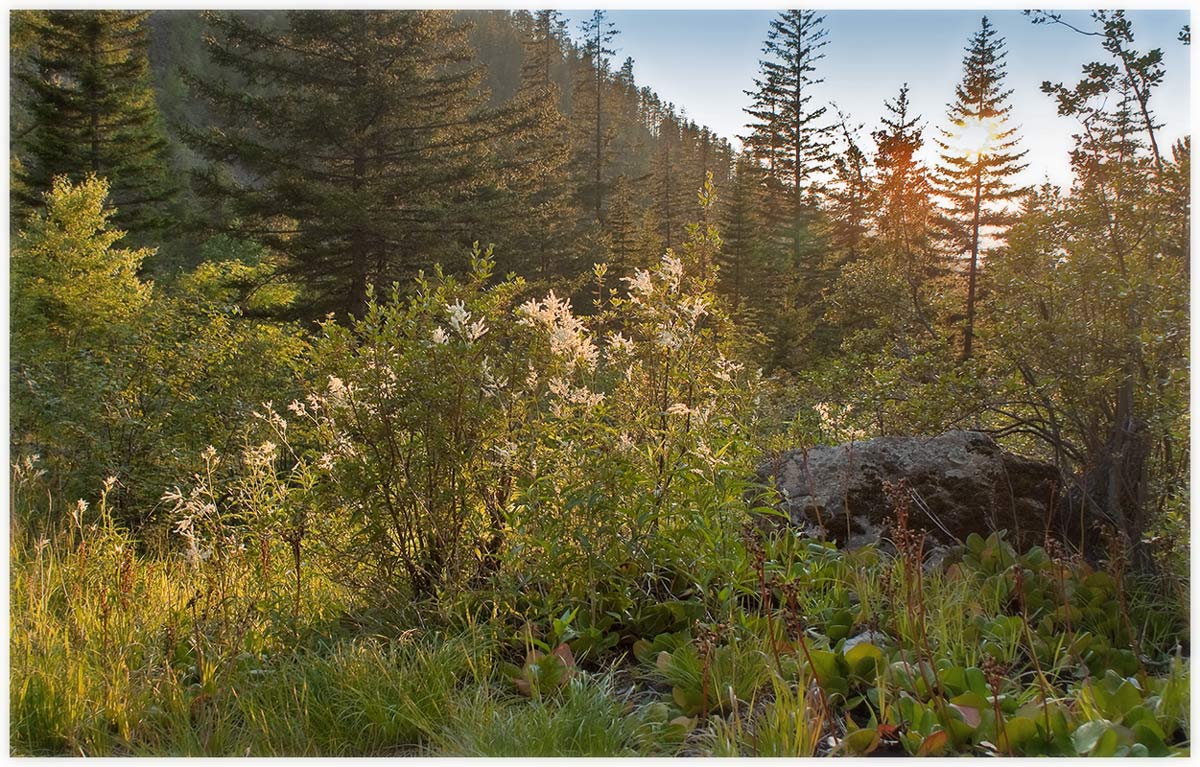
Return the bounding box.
[8,9,1190,757]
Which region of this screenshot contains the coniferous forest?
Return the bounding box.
[9,8,1191,757]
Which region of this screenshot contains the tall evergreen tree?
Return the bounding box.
[512,9,578,280]
[186,10,543,319]
[650,111,690,252]
[572,10,619,225]
[742,10,832,262]
[717,154,768,316]
[15,11,175,238]
[826,112,871,268]
[521,10,566,93]
[873,85,943,331]
[933,16,1027,360]
[605,174,652,275]
[742,10,834,367]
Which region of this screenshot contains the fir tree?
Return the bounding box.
[15,11,175,239]
[572,10,619,225]
[186,10,544,319]
[826,111,871,268]
[650,111,690,252]
[511,9,577,280]
[520,9,566,93]
[742,10,832,261]
[717,154,767,316]
[741,10,835,367]
[933,15,1027,360]
[873,84,943,331]
[605,174,650,275]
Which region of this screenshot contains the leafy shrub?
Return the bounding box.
[11,177,308,527]
[300,203,767,615]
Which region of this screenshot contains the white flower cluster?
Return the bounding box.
[814,401,868,442]
[547,375,605,416]
[713,354,743,383]
[623,253,686,307]
[243,441,278,471]
[480,356,509,398]
[163,479,223,568]
[517,291,598,373]
[327,375,352,404]
[445,300,489,343]
[605,331,635,359]
[624,268,654,302]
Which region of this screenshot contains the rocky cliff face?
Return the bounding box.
[758,430,1065,550]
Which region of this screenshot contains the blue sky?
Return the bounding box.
[561,9,1190,189]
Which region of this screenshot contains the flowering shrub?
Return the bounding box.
[304,248,540,601]
[508,207,764,616]
[294,195,767,616]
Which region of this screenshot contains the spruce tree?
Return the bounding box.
[933,16,1027,360]
[186,10,543,319]
[742,10,832,262]
[605,174,650,275]
[511,9,578,280]
[521,10,566,93]
[741,10,835,367]
[650,111,691,252]
[717,154,768,316]
[15,11,175,238]
[572,10,619,225]
[873,84,943,329]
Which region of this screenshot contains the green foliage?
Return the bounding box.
[12,175,152,342]
[185,10,557,319]
[648,638,770,717]
[11,177,308,524]
[985,143,1189,551]
[14,11,175,239]
[432,676,642,756]
[7,9,1191,759]
[503,643,578,699]
[11,468,1192,756]
[303,248,533,601]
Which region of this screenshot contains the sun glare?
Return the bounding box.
[953,116,1002,160]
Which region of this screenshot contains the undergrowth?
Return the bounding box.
[11,465,1189,757]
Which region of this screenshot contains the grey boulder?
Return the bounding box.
[757,430,1064,550]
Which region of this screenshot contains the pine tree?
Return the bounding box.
[186,10,544,319]
[512,9,578,280]
[521,9,566,93]
[742,10,832,262]
[933,16,1027,360]
[609,56,650,181]
[826,112,871,268]
[605,174,650,275]
[717,154,768,316]
[572,10,619,225]
[741,10,835,367]
[15,11,175,239]
[873,85,943,330]
[650,111,691,252]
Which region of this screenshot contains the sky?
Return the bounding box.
[560,9,1190,189]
